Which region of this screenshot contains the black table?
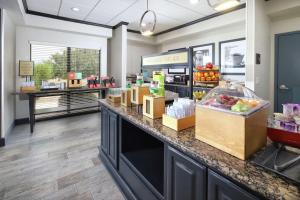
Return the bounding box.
[15,88,108,133]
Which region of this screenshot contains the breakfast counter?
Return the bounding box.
[98,99,300,200]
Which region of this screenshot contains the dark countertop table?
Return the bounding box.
[13,87,108,96]
[99,99,300,200]
[14,88,109,133]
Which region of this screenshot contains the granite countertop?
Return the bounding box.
[99,99,300,200]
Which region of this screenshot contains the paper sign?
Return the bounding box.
[19,61,34,76]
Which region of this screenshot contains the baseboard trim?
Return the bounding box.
[6,121,15,138]
[15,111,100,125]
[0,138,5,147]
[15,118,29,125]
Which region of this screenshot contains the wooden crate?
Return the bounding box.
[162,114,195,131]
[20,86,36,93]
[195,106,268,160]
[121,89,131,107]
[107,94,121,103]
[68,80,82,88]
[131,86,150,105]
[143,95,165,119]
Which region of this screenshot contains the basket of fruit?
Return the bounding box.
[193,90,207,101]
[195,83,269,160]
[193,63,220,86]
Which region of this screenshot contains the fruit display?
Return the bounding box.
[194,63,218,71]
[202,94,261,113]
[193,90,206,101]
[231,99,259,112]
[193,63,220,83]
[198,84,269,116]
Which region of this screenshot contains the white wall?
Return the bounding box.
[1,10,16,137]
[108,25,127,88]
[156,9,245,44]
[158,21,245,65]
[253,0,271,101]
[23,14,112,38]
[15,26,108,119]
[127,40,157,75]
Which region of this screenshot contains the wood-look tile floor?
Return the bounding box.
[0,113,125,200]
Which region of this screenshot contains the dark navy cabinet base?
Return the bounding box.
[166,146,206,200]
[101,107,118,168]
[99,105,262,200]
[207,170,259,200]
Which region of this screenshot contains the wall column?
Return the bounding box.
[109,24,128,88]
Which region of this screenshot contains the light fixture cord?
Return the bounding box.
[207,0,213,7]
[147,0,149,11]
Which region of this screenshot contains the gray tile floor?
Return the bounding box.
[0,113,125,200]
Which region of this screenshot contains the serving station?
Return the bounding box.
[98,98,299,200]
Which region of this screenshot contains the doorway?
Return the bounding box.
[275,31,300,112]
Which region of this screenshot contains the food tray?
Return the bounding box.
[267,127,300,148]
[197,99,269,117]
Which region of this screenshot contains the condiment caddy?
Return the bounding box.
[162,99,195,131]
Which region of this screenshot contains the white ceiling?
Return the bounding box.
[26,0,245,33]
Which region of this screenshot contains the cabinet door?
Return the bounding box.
[166,146,206,200]
[208,169,258,200]
[108,110,118,168]
[101,107,109,155]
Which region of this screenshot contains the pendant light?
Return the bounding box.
[207,0,240,11]
[139,0,157,36]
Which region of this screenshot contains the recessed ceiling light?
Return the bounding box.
[190,0,199,4]
[71,7,80,12]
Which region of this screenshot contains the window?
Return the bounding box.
[30,44,101,116]
[31,44,100,87]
